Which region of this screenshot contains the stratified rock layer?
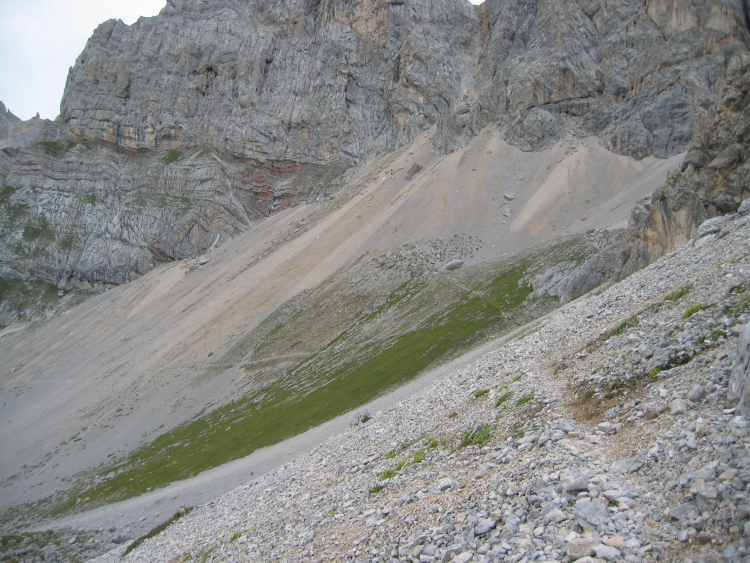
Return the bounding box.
[60,0,750,162]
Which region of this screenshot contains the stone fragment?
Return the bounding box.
[669,501,698,520]
[574,501,611,526]
[438,478,454,491]
[474,519,496,535]
[593,543,622,561]
[566,537,600,559]
[609,458,643,474]
[444,260,464,271]
[687,384,706,402]
[670,399,689,415]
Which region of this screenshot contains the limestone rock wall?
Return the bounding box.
[0,143,341,290]
[59,0,479,165]
[59,0,750,163]
[619,53,750,277]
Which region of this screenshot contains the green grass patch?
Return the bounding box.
[230,531,244,542]
[39,140,76,157]
[379,469,397,480]
[369,484,385,495]
[461,425,493,447]
[665,285,692,301]
[22,216,55,244]
[515,395,533,407]
[583,389,595,401]
[495,391,512,407]
[123,508,193,557]
[0,185,16,203]
[162,149,183,164]
[683,303,706,319]
[425,437,439,449]
[34,253,566,517]
[473,389,489,398]
[511,374,523,382]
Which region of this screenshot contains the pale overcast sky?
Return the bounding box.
[0,0,484,122]
[0,0,166,121]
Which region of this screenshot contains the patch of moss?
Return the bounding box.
[162,149,183,164]
[473,389,489,398]
[665,285,692,301]
[683,304,706,319]
[515,395,533,407]
[495,391,512,407]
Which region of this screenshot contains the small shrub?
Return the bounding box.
[515,395,533,407]
[553,363,568,374]
[386,449,397,459]
[665,285,692,301]
[369,484,385,495]
[473,389,489,398]
[683,304,706,319]
[514,431,525,440]
[379,469,397,480]
[230,531,244,542]
[583,389,595,401]
[425,437,439,449]
[648,367,662,378]
[351,411,371,426]
[461,425,492,447]
[495,392,512,407]
[448,412,458,419]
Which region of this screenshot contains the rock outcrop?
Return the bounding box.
[619,53,750,277]
[0,143,342,290]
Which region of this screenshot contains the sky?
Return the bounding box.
[0,0,484,122]
[0,0,166,121]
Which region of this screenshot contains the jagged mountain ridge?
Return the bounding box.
[1,0,749,299]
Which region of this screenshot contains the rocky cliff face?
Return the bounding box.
[60,0,749,163]
[1,0,749,300]
[619,52,750,277]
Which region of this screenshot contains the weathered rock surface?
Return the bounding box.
[59,0,750,162]
[0,102,53,150]
[619,53,750,277]
[0,142,343,291]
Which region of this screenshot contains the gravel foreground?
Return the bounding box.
[10,211,750,563]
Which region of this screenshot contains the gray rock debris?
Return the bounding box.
[83,192,750,563]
